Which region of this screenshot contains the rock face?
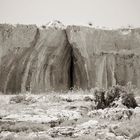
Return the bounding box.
[0,23,71,93]
[0,22,140,94]
[66,26,140,89]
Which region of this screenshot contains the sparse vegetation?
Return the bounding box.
[93,84,138,109]
[121,92,137,108]
[9,94,36,104]
[9,95,26,104]
[94,88,106,109]
[109,115,140,139]
[0,84,139,139]
[0,122,46,133]
[88,22,93,26]
[41,25,46,29]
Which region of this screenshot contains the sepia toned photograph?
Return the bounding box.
[0,0,140,139]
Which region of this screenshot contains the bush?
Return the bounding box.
[121,93,137,108]
[105,85,121,107]
[41,25,46,28]
[94,88,106,109]
[88,22,93,26]
[93,85,138,109]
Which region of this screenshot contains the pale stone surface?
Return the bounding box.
[48,120,99,138]
[66,26,140,89]
[0,23,71,93]
[88,108,133,120]
[1,23,140,93]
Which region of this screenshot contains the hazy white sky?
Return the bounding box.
[0,0,140,28]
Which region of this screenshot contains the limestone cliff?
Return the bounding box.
[66,26,140,89]
[0,22,140,94]
[0,23,71,93]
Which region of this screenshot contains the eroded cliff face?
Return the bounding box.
[0,24,71,93]
[0,23,140,94]
[66,26,140,89]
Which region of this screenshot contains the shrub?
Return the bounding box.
[93,88,106,109]
[41,25,46,29]
[105,85,121,107]
[121,92,137,108]
[88,22,93,26]
[93,85,138,109]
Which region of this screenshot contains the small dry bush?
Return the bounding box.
[94,88,106,109]
[121,93,137,108]
[41,25,46,28]
[93,84,138,109]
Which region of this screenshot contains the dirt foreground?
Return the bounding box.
[0,92,140,140]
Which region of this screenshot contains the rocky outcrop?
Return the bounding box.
[66,26,140,89]
[0,23,71,93]
[0,22,140,93]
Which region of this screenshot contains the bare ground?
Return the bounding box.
[0,91,140,140]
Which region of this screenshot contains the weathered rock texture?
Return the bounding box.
[0,22,140,93]
[66,26,140,89]
[0,24,71,93]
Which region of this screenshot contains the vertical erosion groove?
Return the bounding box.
[64,30,74,90]
[69,47,74,89]
[24,28,40,92]
[0,28,40,94]
[65,30,88,90]
[73,47,89,89]
[63,30,72,90]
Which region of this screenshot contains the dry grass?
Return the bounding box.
[109,114,140,139]
[94,85,138,109]
[0,122,48,133]
[0,84,139,140]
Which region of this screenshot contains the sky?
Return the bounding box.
[0,0,140,28]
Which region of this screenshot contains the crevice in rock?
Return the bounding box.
[64,30,74,90]
[69,47,74,89]
[29,28,40,48]
[65,30,89,90]
[25,28,40,92]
